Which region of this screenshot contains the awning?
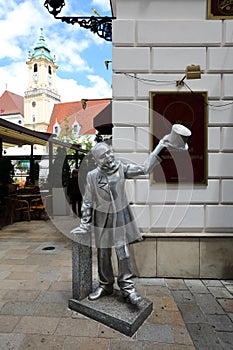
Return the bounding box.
[0,119,51,147]
[0,118,88,153]
[93,103,112,134]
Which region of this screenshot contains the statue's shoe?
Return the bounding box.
[88,286,113,301]
[126,291,142,305]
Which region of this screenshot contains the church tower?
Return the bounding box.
[24,28,60,132]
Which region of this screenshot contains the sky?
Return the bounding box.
[0,0,112,102]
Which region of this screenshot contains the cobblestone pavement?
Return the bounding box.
[0,219,232,349]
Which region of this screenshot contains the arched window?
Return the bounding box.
[53,122,61,136]
[34,64,38,73]
[72,121,80,135]
[48,65,52,75]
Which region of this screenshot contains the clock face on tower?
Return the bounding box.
[48,75,52,84]
[32,72,38,82]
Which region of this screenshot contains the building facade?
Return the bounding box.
[111,0,233,278]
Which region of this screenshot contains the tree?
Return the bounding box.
[57,116,94,168]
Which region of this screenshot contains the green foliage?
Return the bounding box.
[57,116,93,153]
[56,116,94,170]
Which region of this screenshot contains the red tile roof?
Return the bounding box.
[47,98,111,135]
[0,90,24,116]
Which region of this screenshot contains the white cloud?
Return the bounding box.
[91,0,111,12]
[0,61,27,95]
[48,33,92,73]
[57,74,111,102]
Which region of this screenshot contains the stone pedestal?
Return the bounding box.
[69,240,153,337]
[71,241,92,300]
[69,290,153,337]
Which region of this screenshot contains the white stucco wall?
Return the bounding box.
[111,0,233,234]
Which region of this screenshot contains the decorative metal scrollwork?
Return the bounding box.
[44,0,114,42]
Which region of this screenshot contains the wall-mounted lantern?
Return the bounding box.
[44,0,115,42]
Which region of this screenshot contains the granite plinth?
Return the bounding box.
[68,289,153,337]
[72,241,92,300]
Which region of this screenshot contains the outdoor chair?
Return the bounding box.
[15,199,32,221]
[30,197,45,219]
[30,194,52,220]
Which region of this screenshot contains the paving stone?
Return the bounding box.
[36,272,61,281]
[135,278,165,286]
[143,344,195,350]
[4,279,52,291]
[217,331,233,350]
[136,323,174,343]
[0,315,21,332]
[34,302,71,317]
[14,315,59,335]
[184,279,209,294]
[206,314,233,331]
[2,289,40,302]
[0,301,6,310]
[148,295,179,312]
[0,271,10,279]
[0,333,25,350]
[12,264,38,272]
[171,290,195,304]
[18,334,66,350]
[0,264,14,272]
[221,280,233,285]
[148,310,184,326]
[186,323,222,350]
[225,285,233,294]
[109,339,143,350]
[175,302,206,323]
[7,271,37,280]
[165,279,188,290]
[0,301,40,316]
[194,293,225,315]
[55,317,99,337]
[171,325,194,346]
[217,298,233,313]
[208,286,233,299]
[144,285,172,297]
[63,336,110,350]
[5,253,29,260]
[48,281,71,291]
[0,290,7,299]
[98,325,129,339]
[35,290,72,304]
[202,279,223,287]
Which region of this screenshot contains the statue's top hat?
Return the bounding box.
[165,124,192,150]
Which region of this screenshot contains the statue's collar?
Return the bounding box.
[97,160,120,175]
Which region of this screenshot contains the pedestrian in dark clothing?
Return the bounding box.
[67,169,82,217]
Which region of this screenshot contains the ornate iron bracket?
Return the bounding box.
[44,0,114,42]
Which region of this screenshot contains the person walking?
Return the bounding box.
[67,169,82,217]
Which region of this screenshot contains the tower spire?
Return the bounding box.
[28,28,54,62]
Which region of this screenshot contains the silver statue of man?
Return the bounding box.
[71,124,191,304]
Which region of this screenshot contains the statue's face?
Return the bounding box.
[93,144,116,170]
